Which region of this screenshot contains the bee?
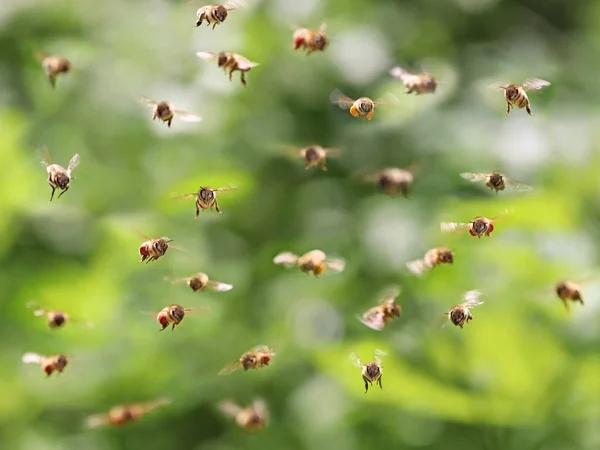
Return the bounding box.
[406,247,454,276]
[196,51,260,86]
[356,167,415,197]
[389,66,437,95]
[40,148,80,201]
[194,1,244,29]
[460,171,533,193]
[86,398,170,428]
[349,349,386,393]
[166,272,233,293]
[138,235,173,263]
[273,249,345,276]
[441,211,506,239]
[38,53,72,88]
[445,290,484,328]
[357,287,402,331]
[141,97,201,128]
[155,304,204,332]
[293,23,329,55]
[218,399,268,431]
[27,301,92,329]
[489,78,551,116]
[173,186,236,219]
[218,345,276,375]
[553,278,596,310]
[280,144,341,171]
[330,89,396,120]
[22,352,69,377]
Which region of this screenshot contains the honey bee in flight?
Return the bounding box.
[441,211,507,238]
[389,66,437,95]
[27,302,93,329]
[280,144,341,171]
[86,398,171,428]
[173,185,236,219]
[218,345,276,375]
[22,352,69,377]
[460,171,533,193]
[138,235,173,263]
[37,53,72,88]
[40,148,80,201]
[166,272,233,293]
[196,51,260,86]
[444,290,484,328]
[330,89,396,120]
[141,97,202,128]
[349,349,386,393]
[194,0,245,29]
[553,277,597,310]
[489,78,551,116]
[273,249,345,276]
[218,399,268,432]
[293,23,329,55]
[356,167,414,197]
[406,247,454,276]
[357,287,402,331]
[155,304,204,332]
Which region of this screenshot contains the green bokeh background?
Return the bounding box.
[0,0,599,449]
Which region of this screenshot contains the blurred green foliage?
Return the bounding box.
[0,0,599,449]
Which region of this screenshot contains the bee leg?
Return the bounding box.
[167,118,172,128]
[212,22,217,30]
[228,68,234,82]
[320,162,327,171]
[48,184,56,201]
[363,377,370,393]
[48,74,56,88]
[506,101,511,114]
[195,205,200,219]
[378,378,383,390]
[240,71,247,86]
[57,186,69,199]
[526,104,533,116]
[172,324,176,331]
[214,199,222,213]
[152,112,157,121]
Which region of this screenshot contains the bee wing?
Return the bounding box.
[40,146,53,168]
[349,352,362,368]
[251,344,275,355]
[374,92,399,105]
[374,349,387,364]
[459,172,489,183]
[252,399,268,419]
[380,286,401,302]
[357,311,385,331]
[389,66,410,79]
[488,81,510,91]
[22,352,45,364]
[207,280,234,292]
[224,0,247,10]
[330,89,355,109]
[235,55,260,70]
[67,153,80,174]
[26,301,47,316]
[68,317,94,328]
[318,22,327,32]
[323,147,342,158]
[488,208,512,222]
[85,413,110,429]
[522,78,551,91]
[440,221,471,233]
[213,186,238,194]
[172,109,202,122]
[218,400,243,418]
[273,252,299,267]
[141,96,158,107]
[218,360,243,375]
[172,193,198,200]
[325,257,346,273]
[461,290,484,308]
[406,259,431,277]
[164,275,193,284]
[140,397,171,412]
[503,177,534,192]
[196,51,219,62]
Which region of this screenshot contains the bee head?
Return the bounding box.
[214,5,228,22]
[169,305,185,323]
[217,53,229,67]
[49,311,66,328]
[488,172,504,188]
[242,355,257,370]
[55,172,70,190]
[359,99,373,113]
[388,303,401,318]
[471,220,487,234]
[56,355,68,369]
[188,277,205,292]
[439,250,454,264]
[199,188,215,202]
[314,33,328,50]
[505,86,519,100]
[422,76,437,92]
[58,59,71,73]
[555,282,569,298]
[304,146,319,161]
[449,308,466,326]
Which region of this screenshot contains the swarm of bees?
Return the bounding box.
[30,0,587,437]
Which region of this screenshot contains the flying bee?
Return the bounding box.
[349,349,386,393]
[196,51,260,86]
[218,399,268,432]
[357,287,402,331]
[37,53,72,88]
[173,185,236,219]
[406,247,454,277]
[389,66,437,95]
[22,352,69,377]
[138,235,173,263]
[194,0,245,29]
[445,290,484,328]
[155,304,206,332]
[141,97,202,128]
[218,345,276,375]
[86,398,171,428]
[166,272,233,293]
[460,171,533,193]
[330,89,396,120]
[279,144,341,171]
[27,301,93,329]
[293,23,329,55]
[273,249,345,276]
[356,167,415,197]
[441,210,508,238]
[489,78,550,116]
[40,148,80,201]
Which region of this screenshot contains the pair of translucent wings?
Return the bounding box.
[488,78,551,91]
[450,290,485,311]
[196,52,260,71]
[173,186,237,200]
[218,345,275,375]
[273,250,346,272]
[357,286,402,331]
[196,0,247,11]
[460,172,533,192]
[86,398,171,428]
[26,301,94,328]
[141,97,202,122]
[218,399,267,420]
[166,274,233,292]
[40,147,80,174]
[329,89,398,109]
[349,349,387,368]
[440,209,509,233]
[275,144,341,159]
[22,352,47,364]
